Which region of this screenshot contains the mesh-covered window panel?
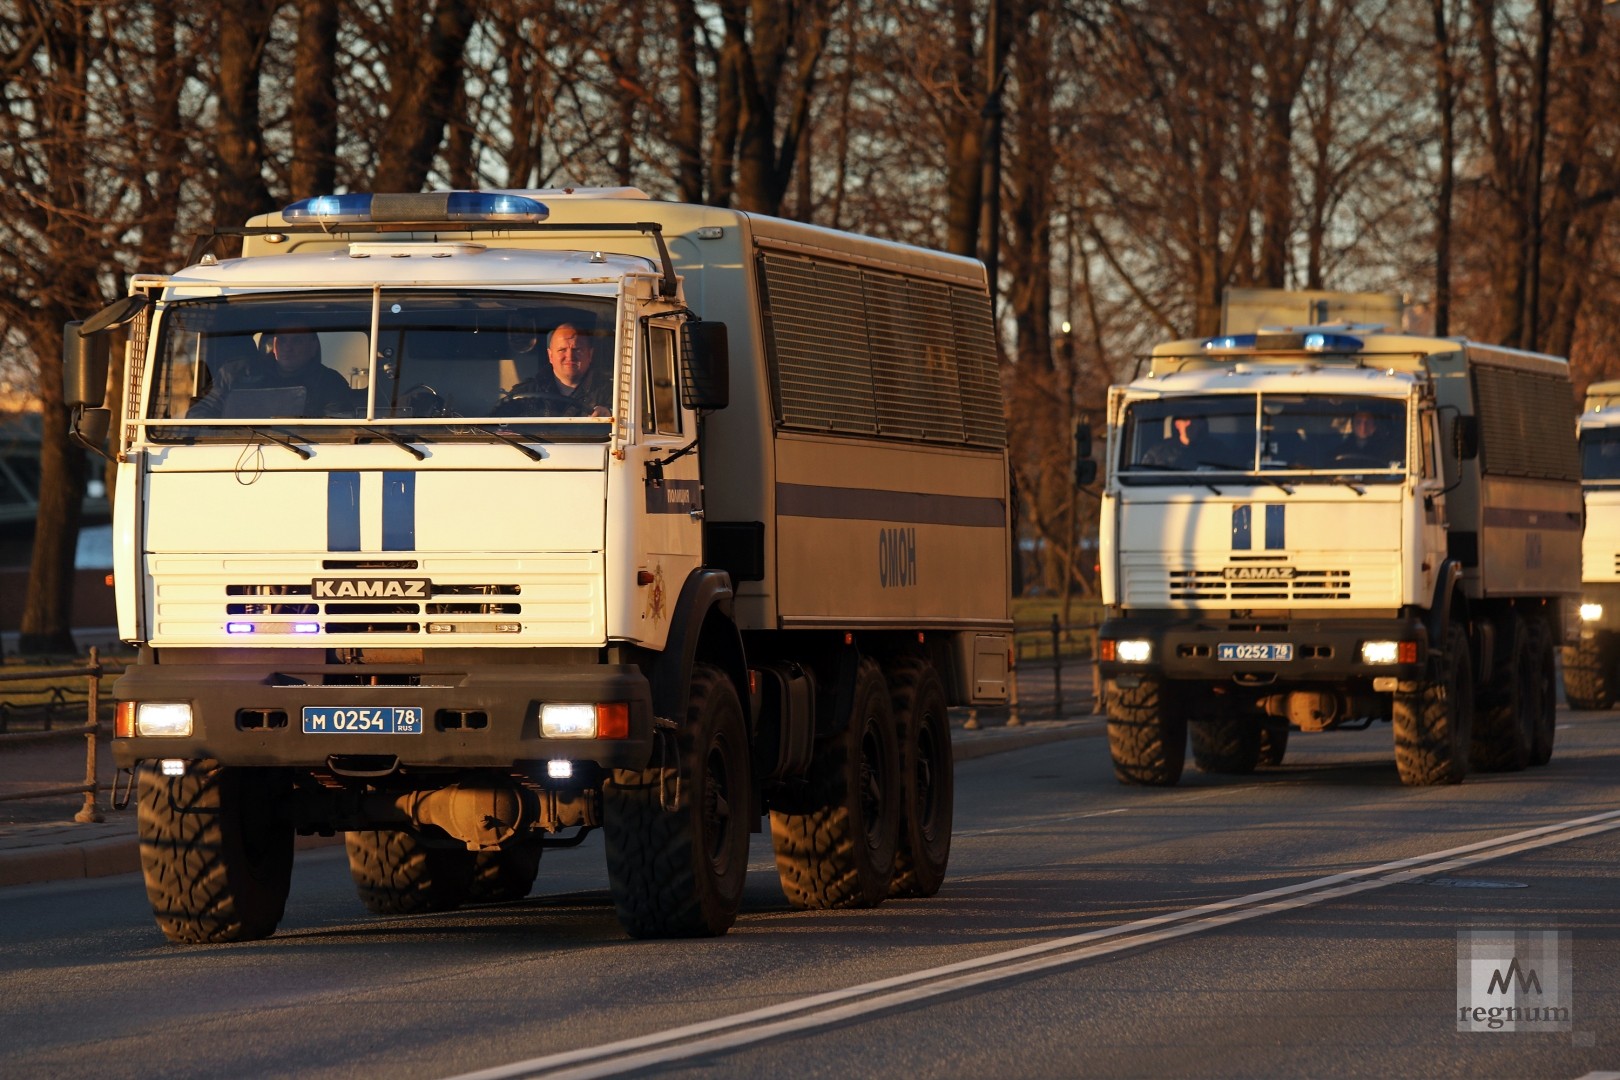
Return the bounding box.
[951,287,1006,447]
[865,272,966,442]
[760,255,877,435]
[1473,365,1580,480]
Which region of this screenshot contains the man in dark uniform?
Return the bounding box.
[494,323,612,417]
[187,330,354,419]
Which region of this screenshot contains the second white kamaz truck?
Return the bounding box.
[1095,322,1579,786]
[1564,380,1620,709]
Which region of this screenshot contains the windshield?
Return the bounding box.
[1582,427,1620,482]
[145,290,617,434]
[1121,393,1407,481]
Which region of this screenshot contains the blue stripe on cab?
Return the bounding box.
[1231,504,1252,550]
[382,471,416,551]
[1266,504,1286,550]
[327,472,361,551]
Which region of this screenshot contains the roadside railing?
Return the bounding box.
[0,647,104,823]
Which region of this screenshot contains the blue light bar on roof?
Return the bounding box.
[281,191,550,226]
[1201,330,1365,354]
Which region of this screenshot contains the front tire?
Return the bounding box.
[772,658,902,909]
[886,658,953,898]
[603,662,751,938]
[1393,624,1474,785]
[137,761,294,944]
[1107,677,1187,786]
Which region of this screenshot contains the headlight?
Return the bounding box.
[136,703,193,738]
[1117,639,1153,663]
[1580,602,1603,622]
[1360,641,1417,665]
[540,703,597,738]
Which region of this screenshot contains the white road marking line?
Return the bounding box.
[443,807,1620,1080]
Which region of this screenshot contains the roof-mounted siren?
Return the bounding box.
[1584,380,1620,414]
[281,191,551,226]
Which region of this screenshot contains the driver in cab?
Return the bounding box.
[495,323,612,417]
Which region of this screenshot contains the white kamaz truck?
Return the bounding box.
[63,189,1013,942]
[1094,322,1579,786]
[1564,380,1620,709]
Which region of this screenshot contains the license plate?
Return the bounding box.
[1217,643,1294,662]
[302,706,423,734]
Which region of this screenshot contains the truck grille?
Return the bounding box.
[1168,569,1352,602]
[148,555,602,645]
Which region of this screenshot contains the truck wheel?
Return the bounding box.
[886,658,953,899]
[603,662,751,937]
[345,830,475,915]
[137,761,294,944]
[1471,616,1532,773]
[1258,723,1289,766]
[1190,709,1261,774]
[468,845,543,904]
[771,657,902,908]
[1527,622,1557,767]
[1107,677,1187,786]
[1393,624,1474,785]
[1561,636,1616,711]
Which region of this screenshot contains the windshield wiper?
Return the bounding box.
[1331,476,1367,496]
[472,425,544,462]
[245,427,311,460]
[364,428,426,460]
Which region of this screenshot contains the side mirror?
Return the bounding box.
[1453,414,1479,461]
[1075,459,1099,486]
[681,320,730,411]
[1074,420,1095,485]
[62,320,110,409]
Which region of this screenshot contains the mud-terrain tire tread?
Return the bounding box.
[1258,723,1289,766]
[468,845,543,904]
[344,830,475,915]
[1190,708,1262,774]
[603,662,751,938]
[1561,636,1616,711]
[886,657,953,899]
[1527,621,1557,766]
[137,761,294,944]
[1472,616,1532,773]
[1394,624,1474,785]
[771,657,901,909]
[1107,677,1187,786]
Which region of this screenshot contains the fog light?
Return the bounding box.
[159,758,187,777]
[541,703,596,738]
[1117,639,1152,663]
[136,702,193,738]
[547,759,574,780]
[1581,602,1603,622]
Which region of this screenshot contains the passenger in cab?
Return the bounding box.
[187,330,354,419]
[1141,415,1207,469]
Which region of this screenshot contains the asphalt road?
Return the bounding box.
[1,711,1616,1079]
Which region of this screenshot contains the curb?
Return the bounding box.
[0,720,1097,890]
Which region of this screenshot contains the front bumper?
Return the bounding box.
[1097,613,1429,683]
[111,657,654,772]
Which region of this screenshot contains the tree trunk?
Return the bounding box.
[290,0,339,199]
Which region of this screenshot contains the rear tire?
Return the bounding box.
[345,830,475,915]
[468,845,543,904]
[1258,723,1289,766]
[603,662,751,938]
[1107,677,1187,786]
[1561,635,1616,711]
[886,658,953,898]
[1394,624,1473,785]
[1471,616,1532,772]
[137,761,294,944]
[1527,621,1557,767]
[772,657,902,908]
[1190,706,1261,775]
